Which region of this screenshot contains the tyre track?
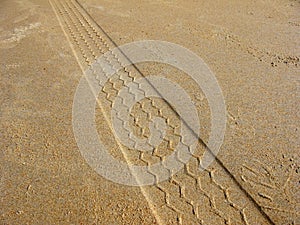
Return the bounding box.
[50,0,275,224]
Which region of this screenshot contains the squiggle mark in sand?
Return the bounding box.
[91,5,104,11]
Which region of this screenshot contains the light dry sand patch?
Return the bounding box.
[0,22,41,44]
[0,0,42,49]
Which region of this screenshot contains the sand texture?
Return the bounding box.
[1,0,299,224]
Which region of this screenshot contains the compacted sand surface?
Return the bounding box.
[1,0,299,224]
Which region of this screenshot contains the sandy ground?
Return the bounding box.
[1,0,299,224]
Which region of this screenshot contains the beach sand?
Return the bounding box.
[1,0,299,224]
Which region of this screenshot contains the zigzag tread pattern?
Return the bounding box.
[49,0,274,224]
